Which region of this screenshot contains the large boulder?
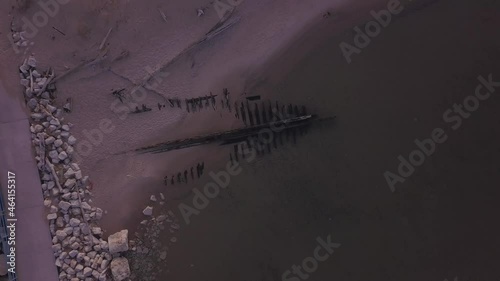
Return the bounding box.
[108,230,129,254]
[110,257,130,281]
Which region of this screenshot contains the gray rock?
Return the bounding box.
[68,135,77,145]
[46,104,57,113]
[27,98,38,109]
[31,113,44,120]
[80,223,90,235]
[56,230,67,241]
[24,88,33,99]
[45,136,55,145]
[83,267,92,277]
[142,206,153,216]
[64,168,75,178]
[20,79,29,87]
[34,124,44,132]
[47,213,58,220]
[91,227,102,236]
[75,170,82,180]
[48,150,58,159]
[32,70,41,78]
[52,243,62,253]
[57,217,65,228]
[58,201,71,211]
[81,202,91,210]
[95,208,103,220]
[27,56,37,68]
[19,64,29,74]
[69,251,79,259]
[69,218,80,227]
[54,139,63,147]
[50,118,60,126]
[65,267,75,276]
[70,163,80,171]
[58,151,68,160]
[110,257,130,281]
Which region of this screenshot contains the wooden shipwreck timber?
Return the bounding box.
[133,114,331,154]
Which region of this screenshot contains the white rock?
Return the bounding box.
[150,195,157,202]
[58,201,71,211]
[47,213,58,220]
[110,257,130,281]
[58,151,68,160]
[48,150,58,159]
[69,218,80,227]
[160,251,167,260]
[56,230,67,241]
[108,230,129,254]
[46,104,57,113]
[50,118,60,126]
[160,193,165,200]
[64,168,75,178]
[70,163,80,171]
[27,56,37,68]
[91,227,102,236]
[45,136,55,145]
[68,135,77,145]
[63,178,76,189]
[43,199,52,207]
[27,98,38,109]
[54,139,63,147]
[68,250,78,258]
[142,205,156,217]
[83,267,92,277]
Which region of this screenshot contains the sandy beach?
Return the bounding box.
[1,0,500,280]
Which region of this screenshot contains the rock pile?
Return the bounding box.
[127,195,179,281]
[10,28,31,50]
[20,55,130,281]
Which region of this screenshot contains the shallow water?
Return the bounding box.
[148,0,500,280]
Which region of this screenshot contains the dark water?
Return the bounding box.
[158,0,500,280]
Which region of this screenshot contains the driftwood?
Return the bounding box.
[45,158,62,191]
[158,9,168,22]
[133,115,317,154]
[52,53,106,83]
[39,68,55,94]
[99,28,113,50]
[73,184,87,222]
